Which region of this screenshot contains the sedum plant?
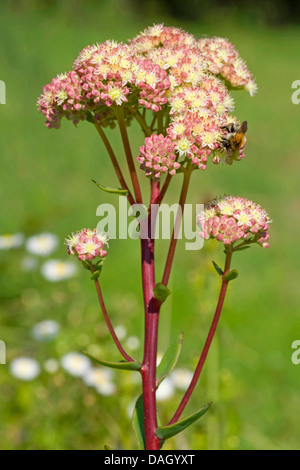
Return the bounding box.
[37,24,270,450]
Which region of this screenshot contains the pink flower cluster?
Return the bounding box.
[73,41,134,108]
[37,71,88,129]
[135,59,171,111]
[198,37,257,96]
[65,229,108,261]
[130,24,195,53]
[198,196,271,248]
[137,134,181,178]
[38,24,257,134]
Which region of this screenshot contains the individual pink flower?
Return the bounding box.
[65,229,109,262]
[137,134,181,179]
[198,195,271,248]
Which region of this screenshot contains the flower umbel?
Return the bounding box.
[198,195,271,248]
[66,228,108,262]
[137,134,180,179]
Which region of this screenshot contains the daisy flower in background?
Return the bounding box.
[43,359,59,374]
[31,320,60,342]
[83,367,116,396]
[0,233,24,250]
[114,325,127,341]
[170,368,194,391]
[26,232,58,256]
[61,352,91,378]
[156,377,175,401]
[41,259,77,282]
[125,336,140,351]
[10,357,41,381]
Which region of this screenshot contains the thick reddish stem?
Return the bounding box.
[168,250,233,425]
[140,181,161,450]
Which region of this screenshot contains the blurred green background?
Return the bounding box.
[0,0,300,450]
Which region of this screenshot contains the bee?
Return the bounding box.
[220,121,248,151]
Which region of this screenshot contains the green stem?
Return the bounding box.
[132,109,152,137]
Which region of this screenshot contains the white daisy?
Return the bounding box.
[26,233,59,256]
[10,357,40,381]
[61,352,91,377]
[31,320,60,342]
[125,336,140,351]
[156,377,175,401]
[114,325,127,341]
[41,260,77,282]
[83,368,116,396]
[170,368,193,390]
[0,233,24,250]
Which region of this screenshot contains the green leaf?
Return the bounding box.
[81,261,90,270]
[156,402,212,440]
[224,269,239,282]
[212,261,223,276]
[234,245,251,252]
[86,111,95,123]
[153,283,172,303]
[104,444,112,450]
[92,179,128,196]
[132,394,145,450]
[90,269,102,280]
[156,333,183,386]
[82,351,141,371]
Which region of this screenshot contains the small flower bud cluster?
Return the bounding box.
[66,229,108,261]
[198,36,258,96]
[37,71,87,129]
[73,41,134,108]
[198,196,270,248]
[135,59,171,111]
[130,24,196,53]
[137,134,181,178]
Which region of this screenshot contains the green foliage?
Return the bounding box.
[156,333,183,386]
[156,402,212,440]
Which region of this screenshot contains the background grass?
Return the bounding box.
[0,0,300,450]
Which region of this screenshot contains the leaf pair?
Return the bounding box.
[132,333,211,449]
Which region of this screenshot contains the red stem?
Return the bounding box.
[162,168,192,286]
[94,121,135,206]
[140,180,161,450]
[94,278,135,363]
[115,107,143,204]
[168,250,233,425]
